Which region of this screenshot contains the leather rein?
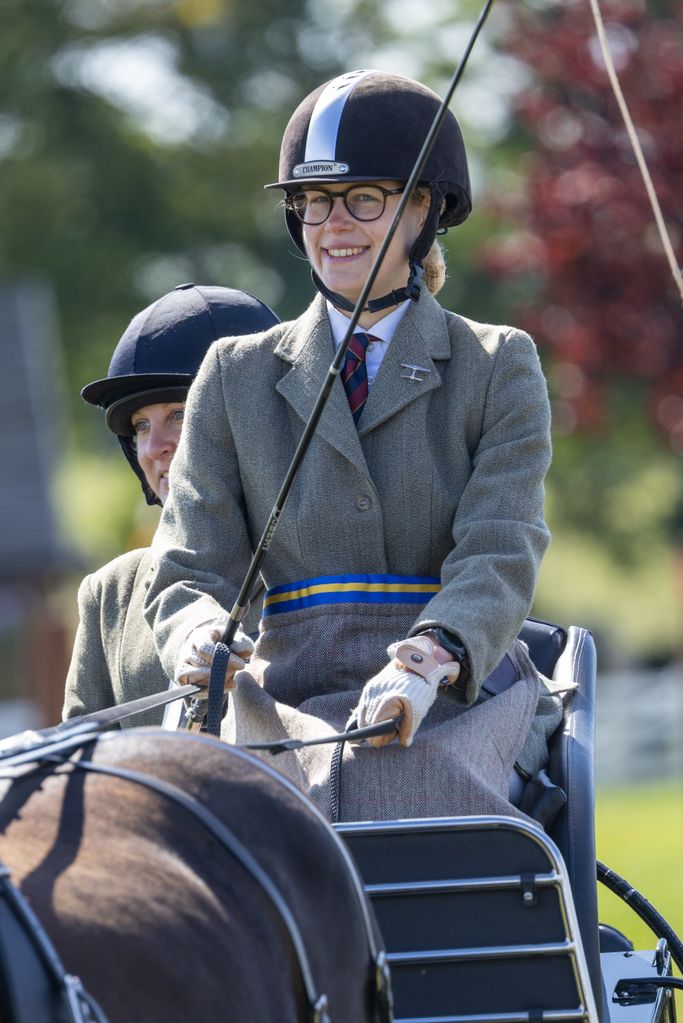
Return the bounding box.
[0,687,401,770]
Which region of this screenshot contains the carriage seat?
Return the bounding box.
[483,619,603,1015]
[518,615,568,676]
[521,618,603,1019]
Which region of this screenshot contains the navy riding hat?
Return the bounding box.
[82,283,280,505]
[265,69,471,313]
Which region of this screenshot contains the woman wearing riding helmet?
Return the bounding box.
[145,72,566,823]
[62,283,279,727]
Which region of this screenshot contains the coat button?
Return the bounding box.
[356,495,372,511]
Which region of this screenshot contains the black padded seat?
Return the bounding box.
[518,615,568,677]
[517,618,604,1019]
[545,624,603,1017]
[516,618,603,1017]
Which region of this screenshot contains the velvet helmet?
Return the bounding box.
[265,69,472,311]
[81,283,280,505]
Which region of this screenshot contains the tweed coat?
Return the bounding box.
[63,547,262,727]
[145,288,560,818]
[146,288,552,695]
[63,549,168,727]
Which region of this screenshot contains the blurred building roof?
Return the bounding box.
[0,278,74,578]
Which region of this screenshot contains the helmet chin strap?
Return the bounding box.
[311,262,424,316]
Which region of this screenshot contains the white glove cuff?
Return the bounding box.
[378,667,440,722]
[388,636,461,687]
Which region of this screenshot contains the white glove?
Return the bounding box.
[352,635,461,748]
[174,619,254,690]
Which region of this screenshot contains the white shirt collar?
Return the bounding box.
[326,300,410,348]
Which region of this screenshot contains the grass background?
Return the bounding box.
[596,782,683,1008]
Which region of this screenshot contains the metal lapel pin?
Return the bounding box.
[400,363,430,383]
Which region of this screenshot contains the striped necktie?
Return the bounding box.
[342,332,372,424]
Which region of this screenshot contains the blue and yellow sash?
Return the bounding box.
[263,573,441,618]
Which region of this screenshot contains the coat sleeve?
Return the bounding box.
[62,573,116,720]
[409,328,552,701]
[144,344,255,680]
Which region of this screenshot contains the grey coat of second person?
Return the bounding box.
[62,283,279,728]
[63,549,263,727]
[63,549,165,726]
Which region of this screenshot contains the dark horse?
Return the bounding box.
[0,726,391,1023]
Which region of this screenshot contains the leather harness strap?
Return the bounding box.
[59,753,392,1023]
[0,712,402,769]
[0,862,108,1023]
[0,686,203,768]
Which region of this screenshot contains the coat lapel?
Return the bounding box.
[274,296,369,472]
[359,290,451,435]
[274,290,452,462]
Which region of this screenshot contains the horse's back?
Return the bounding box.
[0,729,380,1023]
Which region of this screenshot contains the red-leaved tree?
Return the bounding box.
[481,0,683,450]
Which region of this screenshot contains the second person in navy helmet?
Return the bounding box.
[62,284,279,726]
[145,72,564,823]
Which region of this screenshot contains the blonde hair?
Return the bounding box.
[422,240,447,295]
[412,187,447,295]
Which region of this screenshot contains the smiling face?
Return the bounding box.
[301,180,429,324]
[130,402,185,505]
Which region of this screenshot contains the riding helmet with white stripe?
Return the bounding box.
[265,69,471,312]
[82,283,280,505]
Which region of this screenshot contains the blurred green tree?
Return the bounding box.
[0,0,367,441]
[0,0,503,559]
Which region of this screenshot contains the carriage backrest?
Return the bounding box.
[518,616,568,676]
[520,618,604,1020]
[549,626,602,1015]
[337,815,601,1023]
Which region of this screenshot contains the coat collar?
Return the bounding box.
[274,295,362,469]
[274,291,451,469]
[358,290,450,435]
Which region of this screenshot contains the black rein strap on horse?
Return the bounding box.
[0,696,401,781]
[0,684,202,765]
[0,862,108,1023]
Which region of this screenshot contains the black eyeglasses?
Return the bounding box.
[286,184,405,225]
